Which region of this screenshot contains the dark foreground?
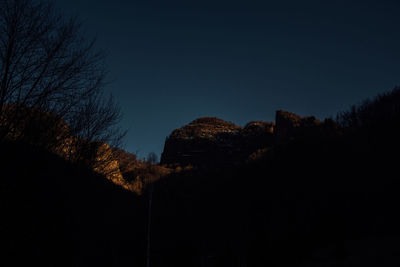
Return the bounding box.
[2,89,400,266]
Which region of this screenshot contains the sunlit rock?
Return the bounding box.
[161,117,275,167]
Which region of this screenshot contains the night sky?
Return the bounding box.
[54,0,400,158]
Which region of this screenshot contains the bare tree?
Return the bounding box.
[0,0,125,162]
[146,152,159,165]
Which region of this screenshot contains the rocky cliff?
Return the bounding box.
[161,111,333,168]
[274,110,323,143]
[160,117,275,167]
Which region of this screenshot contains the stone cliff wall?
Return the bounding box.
[161,111,334,168]
[275,110,322,144]
[160,117,275,167]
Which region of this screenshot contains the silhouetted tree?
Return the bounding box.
[146,152,159,165]
[0,0,125,158]
[336,87,400,131]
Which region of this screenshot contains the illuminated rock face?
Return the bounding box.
[160,117,275,167]
[161,111,335,168]
[92,143,124,183]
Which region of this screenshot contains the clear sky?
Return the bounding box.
[53,0,400,158]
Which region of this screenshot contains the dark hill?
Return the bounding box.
[150,88,400,266]
[0,141,146,267]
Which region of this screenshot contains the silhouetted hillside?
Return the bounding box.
[0,141,147,267]
[0,104,170,195]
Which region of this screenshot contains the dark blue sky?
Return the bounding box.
[54,0,400,158]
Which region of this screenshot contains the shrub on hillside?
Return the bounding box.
[336,87,400,132]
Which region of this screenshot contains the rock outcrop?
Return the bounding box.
[275,110,322,143]
[161,117,275,167]
[161,111,337,168]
